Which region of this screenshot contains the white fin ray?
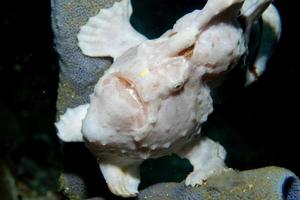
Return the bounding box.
[241,0,272,43]
[77,0,147,60]
[165,0,245,38]
[55,104,89,142]
[194,0,245,30]
[245,4,281,85]
[177,137,227,186]
[99,161,141,197]
[174,10,202,31]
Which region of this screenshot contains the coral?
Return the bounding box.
[138,167,300,200]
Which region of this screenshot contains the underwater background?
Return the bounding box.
[0,0,299,199]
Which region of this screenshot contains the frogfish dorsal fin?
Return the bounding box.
[77,0,147,60]
[242,3,281,85]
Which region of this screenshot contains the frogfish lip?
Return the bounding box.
[101,73,148,130]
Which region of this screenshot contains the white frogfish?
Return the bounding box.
[55,0,281,197]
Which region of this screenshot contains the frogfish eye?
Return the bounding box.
[170,81,185,94]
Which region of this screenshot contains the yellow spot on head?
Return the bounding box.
[140,68,149,77]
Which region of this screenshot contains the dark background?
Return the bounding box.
[0,0,299,199]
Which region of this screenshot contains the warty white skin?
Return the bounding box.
[55,0,279,197]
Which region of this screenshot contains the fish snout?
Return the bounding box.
[98,73,147,130]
